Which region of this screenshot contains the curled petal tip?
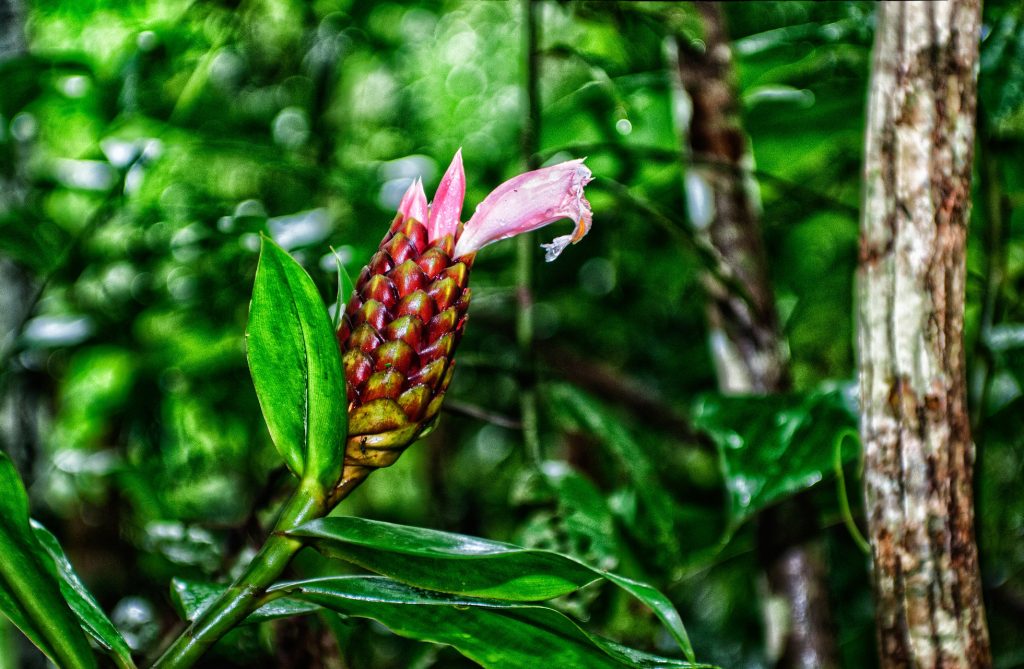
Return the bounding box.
[455,159,593,260]
[541,211,592,262]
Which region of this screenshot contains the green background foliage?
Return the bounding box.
[1,1,1023,667]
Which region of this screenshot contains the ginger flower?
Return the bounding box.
[335,151,592,489]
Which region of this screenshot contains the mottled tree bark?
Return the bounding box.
[858,1,991,667]
[669,4,838,668]
[672,3,786,395]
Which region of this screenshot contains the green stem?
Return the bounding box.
[833,430,870,555]
[150,479,327,669]
[517,0,542,467]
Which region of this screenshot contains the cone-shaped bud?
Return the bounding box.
[338,213,471,483]
[336,152,592,494]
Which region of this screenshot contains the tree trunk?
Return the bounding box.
[858,1,991,667]
[669,4,838,668]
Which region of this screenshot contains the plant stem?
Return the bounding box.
[150,479,327,669]
[517,0,542,467]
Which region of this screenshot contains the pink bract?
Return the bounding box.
[453,158,593,261]
[395,152,592,262]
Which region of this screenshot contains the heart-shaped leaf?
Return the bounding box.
[691,385,859,528]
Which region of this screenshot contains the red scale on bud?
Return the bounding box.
[428,308,457,344]
[396,290,435,323]
[419,332,454,366]
[416,248,450,279]
[390,260,427,297]
[374,339,417,374]
[342,350,372,395]
[397,385,430,421]
[383,233,417,265]
[428,277,459,312]
[362,274,398,309]
[397,217,428,254]
[348,323,383,353]
[362,370,404,402]
[368,250,394,276]
[384,315,424,350]
[409,358,446,391]
[356,300,389,331]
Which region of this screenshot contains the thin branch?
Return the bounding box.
[443,400,523,431]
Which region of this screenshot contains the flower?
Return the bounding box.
[335,151,592,489]
[453,156,593,262]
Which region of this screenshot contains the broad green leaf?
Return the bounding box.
[270,576,713,669]
[0,452,98,669]
[31,522,135,669]
[247,236,346,486]
[690,385,859,528]
[288,516,695,662]
[170,579,319,624]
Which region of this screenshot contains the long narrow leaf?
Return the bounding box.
[271,576,713,669]
[288,516,695,662]
[0,453,97,669]
[330,247,355,329]
[32,522,135,669]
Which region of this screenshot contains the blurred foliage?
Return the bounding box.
[1,0,1023,667]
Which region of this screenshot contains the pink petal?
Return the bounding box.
[427,149,466,242]
[453,159,593,261]
[397,177,428,225]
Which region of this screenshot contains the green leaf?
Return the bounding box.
[170,579,319,624]
[31,522,135,669]
[512,462,620,572]
[544,384,683,566]
[330,247,355,330]
[271,576,713,669]
[690,385,859,528]
[288,516,695,663]
[246,236,347,486]
[0,452,98,669]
